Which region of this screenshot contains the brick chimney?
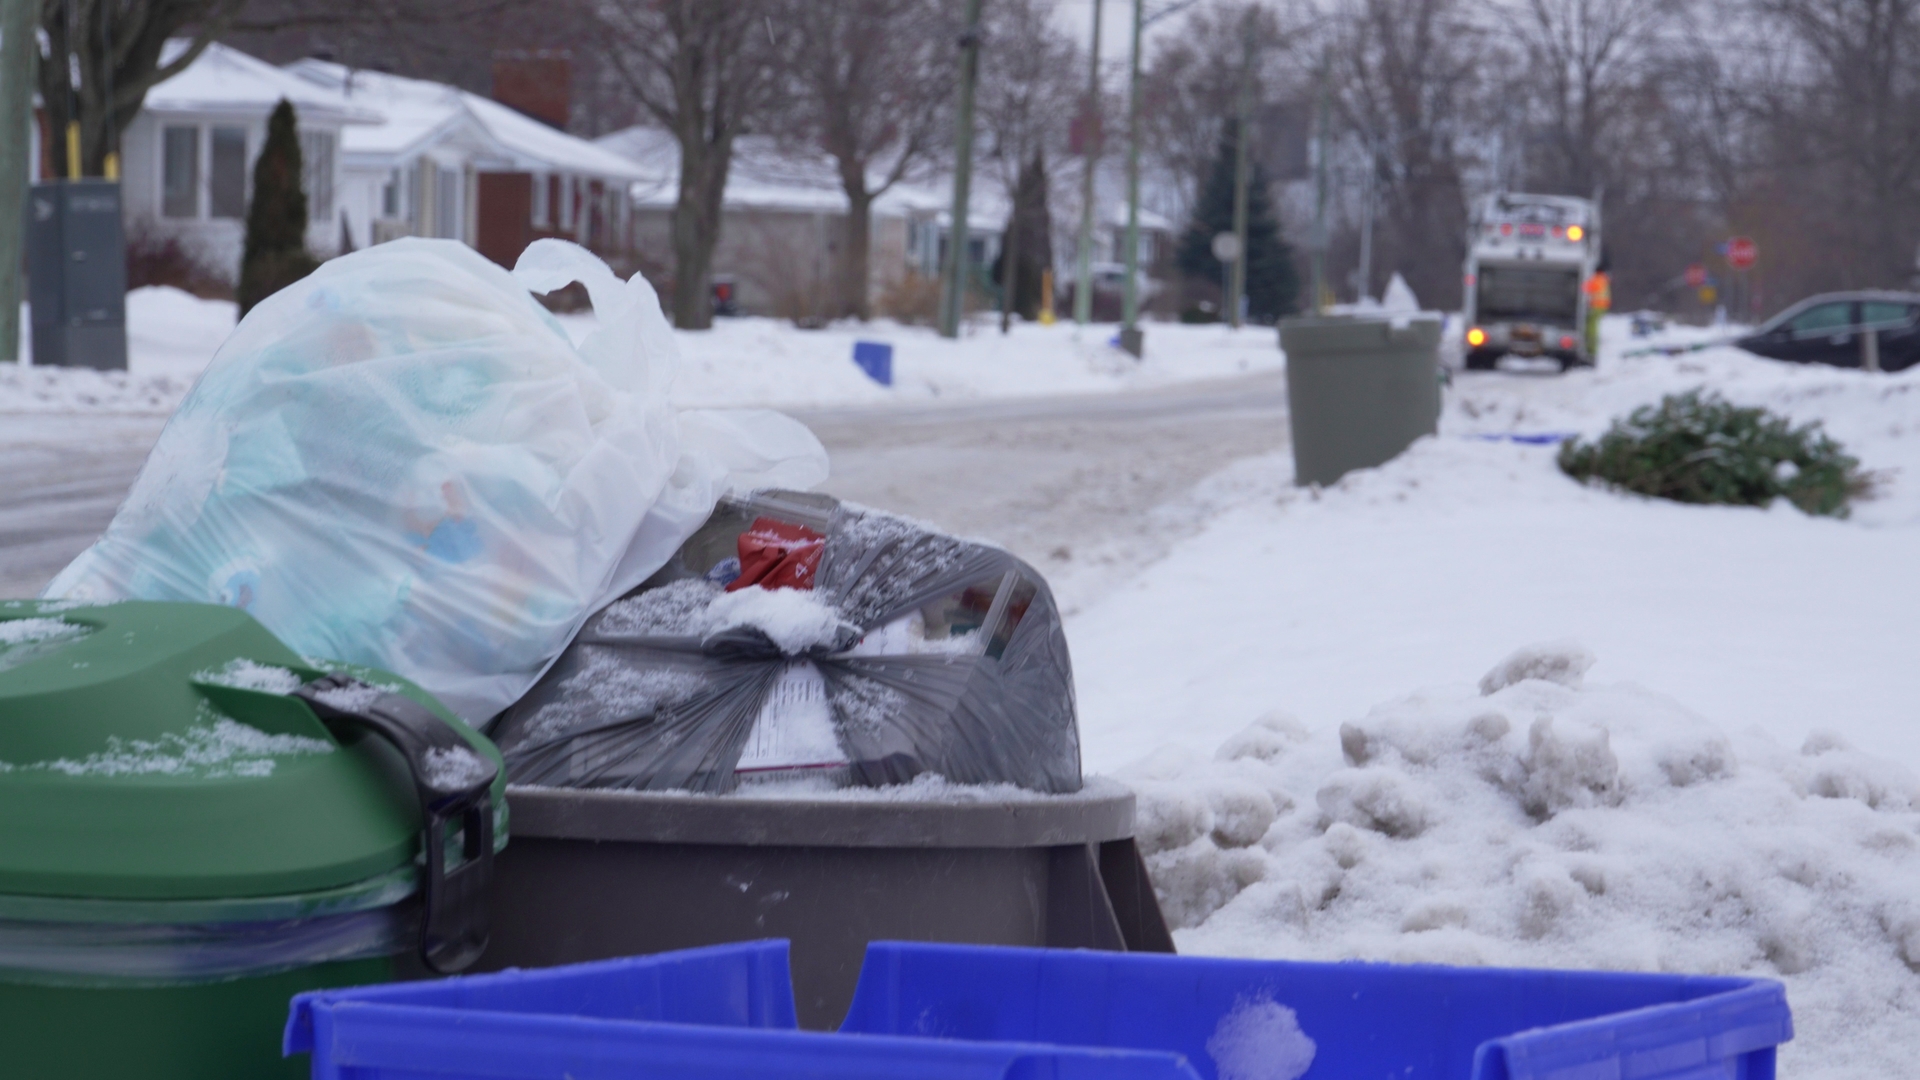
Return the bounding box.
[491,50,572,131]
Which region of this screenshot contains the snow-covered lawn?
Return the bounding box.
[1068,323,1920,1079]
[647,314,1281,408]
[6,288,1282,415]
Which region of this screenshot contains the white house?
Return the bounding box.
[120,41,379,276]
[114,42,654,286]
[282,60,652,266]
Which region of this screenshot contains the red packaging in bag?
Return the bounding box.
[726,517,826,592]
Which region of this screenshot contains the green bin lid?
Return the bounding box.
[0,600,503,901]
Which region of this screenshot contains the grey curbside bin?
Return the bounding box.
[482,778,1173,1029]
[1280,315,1443,486]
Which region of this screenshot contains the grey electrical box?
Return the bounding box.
[1279,314,1442,486]
[25,180,128,370]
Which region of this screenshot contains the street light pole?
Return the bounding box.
[0,0,36,363]
[1356,140,1375,302]
[938,0,985,340]
[1309,49,1330,313]
[1228,16,1253,329]
[1119,0,1145,357]
[1074,0,1102,327]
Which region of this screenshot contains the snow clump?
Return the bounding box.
[195,658,306,695]
[597,579,855,655]
[1206,993,1317,1080]
[422,745,495,791]
[1120,643,1920,1080]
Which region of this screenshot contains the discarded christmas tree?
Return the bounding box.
[237,99,320,316]
[1177,131,1298,322]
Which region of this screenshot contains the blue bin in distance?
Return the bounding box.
[284,939,1198,1080]
[840,942,1793,1080]
[853,341,893,386]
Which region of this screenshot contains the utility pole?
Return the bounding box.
[1119,0,1145,357]
[938,0,985,339]
[1356,138,1374,302]
[1309,49,1329,314]
[0,0,37,363]
[1073,0,1102,327]
[1228,15,1254,329]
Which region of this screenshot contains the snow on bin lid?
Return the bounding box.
[0,600,497,901]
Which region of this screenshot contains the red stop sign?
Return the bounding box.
[1685,263,1706,287]
[1725,236,1758,271]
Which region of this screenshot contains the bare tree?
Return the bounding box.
[773,0,950,320]
[226,0,572,104]
[595,0,781,329]
[1504,0,1678,197]
[1746,0,1920,293]
[36,0,247,178]
[1140,1,1297,221]
[1333,0,1486,308]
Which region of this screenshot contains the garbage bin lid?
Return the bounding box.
[1279,313,1443,354]
[0,601,500,901]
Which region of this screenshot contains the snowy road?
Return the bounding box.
[0,371,1289,604]
[0,416,168,597]
[800,369,1289,613]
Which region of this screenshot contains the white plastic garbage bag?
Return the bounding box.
[46,238,827,722]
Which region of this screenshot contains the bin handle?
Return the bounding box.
[293,674,496,974]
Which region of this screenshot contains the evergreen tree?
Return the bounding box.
[237,99,321,316]
[1176,131,1299,322]
[991,149,1055,322]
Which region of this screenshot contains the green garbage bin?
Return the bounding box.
[1279,314,1443,486]
[0,600,505,1080]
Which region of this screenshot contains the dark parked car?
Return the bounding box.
[1736,291,1920,372]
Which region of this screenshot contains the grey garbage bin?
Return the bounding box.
[483,777,1172,1029]
[1280,315,1442,486]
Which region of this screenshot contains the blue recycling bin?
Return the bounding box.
[285,939,1793,1080]
[853,341,893,386]
[841,942,1792,1080]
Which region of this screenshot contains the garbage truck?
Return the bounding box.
[1461,192,1601,370]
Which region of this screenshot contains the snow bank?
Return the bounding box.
[1072,329,1920,772]
[566,314,1285,410]
[1123,643,1920,1080]
[12,290,1281,418]
[2,288,232,414]
[1062,318,1920,1077]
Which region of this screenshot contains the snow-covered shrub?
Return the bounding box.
[1557,390,1870,516]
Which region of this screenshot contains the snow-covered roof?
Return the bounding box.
[1106,203,1175,234]
[284,59,651,182]
[144,42,381,125]
[596,126,981,221]
[594,124,1176,234]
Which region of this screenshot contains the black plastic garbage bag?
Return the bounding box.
[488,491,1080,794]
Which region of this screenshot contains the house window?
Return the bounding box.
[299,130,335,220]
[208,126,248,220]
[435,166,460,240]
[161,125,198,218]
[530,171,548,228]
[381,168,401,218]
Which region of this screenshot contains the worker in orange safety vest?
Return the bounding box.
[1583,270,1611,358]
